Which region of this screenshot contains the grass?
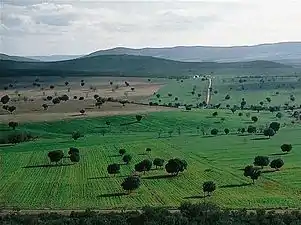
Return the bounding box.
[1,109,301,210]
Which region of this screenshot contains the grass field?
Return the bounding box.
[1,109,301,210]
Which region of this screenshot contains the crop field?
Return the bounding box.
[1,109,301,210]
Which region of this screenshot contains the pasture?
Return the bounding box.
[1,109,301,210]
[1,74,301,211]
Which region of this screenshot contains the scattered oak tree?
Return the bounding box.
[270,158,284,171]
[202,181,216,197]
[121,176,141,194]
[281,144,292,153]
[107,163,121,176]
[153,158,164,169]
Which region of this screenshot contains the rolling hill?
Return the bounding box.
[0,54,296,78]
[27,54,83,62]
[0,53,39,62]
[86,42,301,63]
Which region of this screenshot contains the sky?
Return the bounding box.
[1,0,301,56]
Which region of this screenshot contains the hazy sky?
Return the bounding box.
[1,0,300,56]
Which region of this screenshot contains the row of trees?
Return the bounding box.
[47,148,80,163]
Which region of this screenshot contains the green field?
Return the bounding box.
[1,109,301,210]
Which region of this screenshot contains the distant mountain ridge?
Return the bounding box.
[0,53,39,62]
[86,42,301,63]
[0,54,296,78]
[27,55,83,62]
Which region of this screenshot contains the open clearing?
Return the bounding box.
[0,77,169,122]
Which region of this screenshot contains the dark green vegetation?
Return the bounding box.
[1,109,301,209]
[0,54,298,78]
[2,203,301,225]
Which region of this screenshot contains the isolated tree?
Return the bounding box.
[254,156,270,169]
[80,82,85,87]
[1,95,10,104]
[224,128,230,135]
[290,95,295,102]
[80,109,85,115]
[65,81,69,86]
[251,116,258,123]
[263,128,275,138]
[49,85,55,89]
[225,94,230,100]
[123,154,132,164]
[165,158,187,176]
[95,102,102,108]
[59,94,69,101]
[281,144,292,153]
[107,163,121,176]
[73,96,78,99]
[211,129,218,136]
[240,100,247,109]
[156,94,160,99]
[68,147,79,155]
[269,122,280,132]
[212,112,218,117]
[238,112,243,117]
[119,149,126,155]
[270,158,284,171]
[72,131,81,140]
[153,158,164,169]
[247,125,256,134]
[230,108,236,114]
[131,87,135,91]
[174,97,178,101]
[241,127,246,134]
[135,159,152,174]
[266,97,271,103]
[79,97,84,100]
[105,121,111,126]
[198,93,202,98]
[8,121,18,130]
[244,165,261,184]
[42,103,48,110]
[168,93,172,97]
[47,150,64,164]
[46,96,53,101]
[52,97,60,104]
[70,152,80,162]
[121,176,141,194]
[202,181,216,197]
[259,101,264,106]
[276,112,282,119]
[146,147,151,154]
[136,115,143,122]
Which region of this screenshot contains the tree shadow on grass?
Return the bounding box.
[97,193,127,198]
[219,183,251,188]
[88,175,127,180]
[23,163,74,168]
[0,143,16,148]
[261,170,277,174]
[270,153,287,156]
[142,174,174,180]
[109,154,121,157]
[183,195,206,199]
[202,135,215,138]
[251,137,269,141]
[137,153,148,156]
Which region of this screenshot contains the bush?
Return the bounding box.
[211,129,218,135]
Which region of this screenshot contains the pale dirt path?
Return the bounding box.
[206,77,212,105]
